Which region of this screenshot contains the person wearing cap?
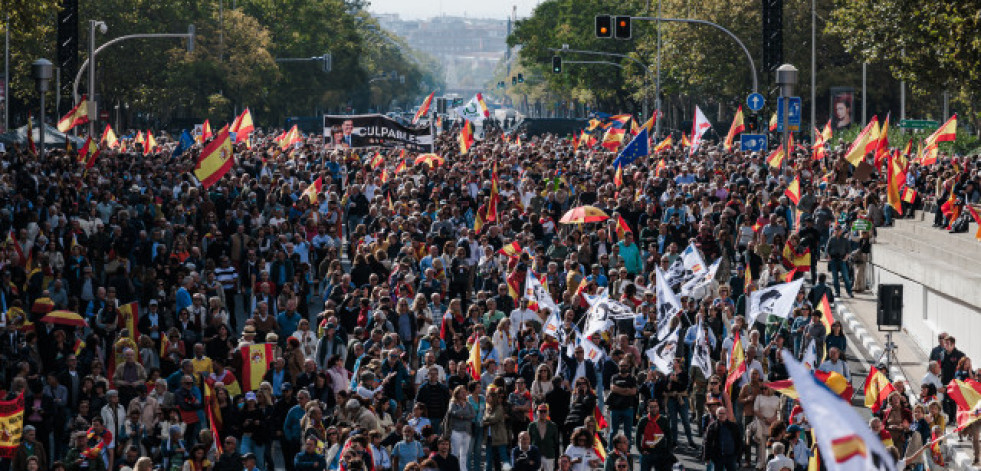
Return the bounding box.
[786,425,811,470]
[528,404,559,471]
[138,299,166,346]
[242,452,262,471]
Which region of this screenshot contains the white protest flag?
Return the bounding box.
[691,323,713,379]
[647,326,680,374]
[542,311,561,340]
[681,257,721,299]
[654,266,683,339]
[681,242,707,275]
[580,337,605,363]
[583,296,633,337]
[663,258,687,287]
[524,270,560,316]
[746,277,804,326]
[802,338,818,370]
[689,105,713,155]
[782,350,897,471]
[454,93,490,123]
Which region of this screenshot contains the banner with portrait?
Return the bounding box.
[323,114,433,152]
[830,88,856,130]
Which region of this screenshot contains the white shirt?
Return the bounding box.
[765,453,794,471]
[414,364,445,388]
[563,445,598,471]
[510,308,541,336]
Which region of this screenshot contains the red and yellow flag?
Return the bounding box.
[301,176,323,204]
[117,302,139,342]
[230,108,255,143]
[765,370,853,401]
[601,128,625,151]
[101,124,119,149]
[239,344,274,392]
[768,112,778,132]
[369,153,385,170]
[593,433,607,460]
[144,131,157,156]
[812,127,827,161]
[831,434,868,463]
[886,152,906,213]
[201,120,213,142]
[767,145,785,168]
[845,117,878,166]
[57,96,90,132]
[497,241,522,258]
[615,214,632,239]
[681,132,691,147]
[193,127,234,189]
[816,294,833,332]
[725,332,746,394]
[926,114,957,145]
[613,164,623,187]
[874,114,890,167]
[394,158,407,174]
[967,205,981,241]
[459,120,475,155]
[723,106,746,151]
[653,136,672,154]
[784,176,802,205]
[412,92,435,125]
[946,378,981,427]
[863,365,895,413]
[487,163,500,222]
[79,136,100,169]
[0,393,25,458]
[467,339,481,380]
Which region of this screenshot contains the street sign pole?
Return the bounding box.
[776,64,798,170]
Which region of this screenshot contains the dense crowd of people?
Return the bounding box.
[0,115,977,471]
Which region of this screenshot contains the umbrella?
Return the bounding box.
[414,153,445,167]
[31,297,55,314]
[41,310,87,327]
[559,206,610,224]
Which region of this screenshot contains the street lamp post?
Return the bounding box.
[776,64,798,169]
[31,59,53,159]
[88,20,107,136]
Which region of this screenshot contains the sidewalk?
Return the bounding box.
[836,292,980,470]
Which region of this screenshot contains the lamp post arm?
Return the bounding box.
[73,33,193,105]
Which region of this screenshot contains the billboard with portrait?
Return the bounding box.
[830,88,855,130]
[323,114,433,152]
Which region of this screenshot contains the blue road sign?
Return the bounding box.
[740,134,766,152]
[747,93,765,112]
[776,96,802,132]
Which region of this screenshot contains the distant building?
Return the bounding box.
[374,14,507,92]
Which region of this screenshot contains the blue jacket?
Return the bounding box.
[283,404,305,442]
[294,451,326,471]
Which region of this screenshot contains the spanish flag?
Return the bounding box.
[229,108,255,143]
[967,205,981,241]
[681,132,691,147]
[193,127,234,189]
[201,120,213,142]
[394,159,406,174]
[203,379,224,454]
[767,145,785,168]
[863,117,881,156]
[830,434,868,463]
[473,204,487,234]
[117,302,139,342]
[301,176,323,204]
[135,131,145,146]
[593,433,607,460]
[725,332,746,394]
[101,124,119,149]
[369,153,385,170]
[144,131,157,156]
[765,370,853,401]
[723,106,745,152]
[412,92,435,125]
[653,136,672,154]
[784,176,802,205]
[886,152,906,213]
[811,126,826,161]
[79,136,100,169]
[601,128,625,151]
[655,158,667,176]
[239,344,274,392]
[613,164,623,187]
[945,378,981,427]
[459,120,475,155]
[874,114,890,166]
[487,164,500,222]
[816,293,833,332]
[901,187,917,204]
[467,339,481,380]
[845,117,877,166]
[614,214,632,239]
[497,241,522,258]
[768,112,778,132]
[926,114,957,145]
[571,131,580,150]
[782,242,811,274]
[57,96,90,132]
[863,365,894,413]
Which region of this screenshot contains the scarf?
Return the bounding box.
[83,427,112,459]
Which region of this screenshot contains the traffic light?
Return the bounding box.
[517,73,524,83]
[595,15,612,38]
[746,115,758,132]
[552,56,562,74]
[614,16,631,39]
[511,76,517,86]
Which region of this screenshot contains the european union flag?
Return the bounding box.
[612,126,649,167]
[172,130,194,159]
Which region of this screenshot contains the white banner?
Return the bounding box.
[524,270,560,316]
[580,337,605,363]
[655,266,683,340]
[583,295,633,337]
[454,93,490,123]
[782,351,897,471]
[681,242,707,275]
[663,258,688,288]
[690,105,712,154]
[691,323,713,379]
[746,278,804,327]
[647,326,681,374]
[681,257,721,299]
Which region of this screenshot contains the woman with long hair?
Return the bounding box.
[529,364,553,404]
[445,385,476,471]
[482,388,509,471]
[563,428,600,471]
[181,444,211,471]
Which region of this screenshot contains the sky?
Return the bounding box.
[369,0,542,20]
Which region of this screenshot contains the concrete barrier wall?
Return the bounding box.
[870,224,981,363]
